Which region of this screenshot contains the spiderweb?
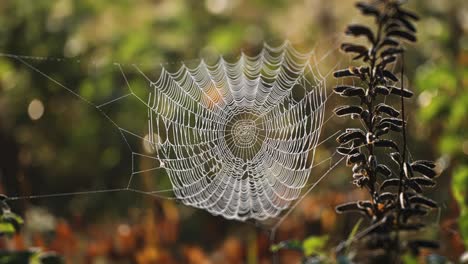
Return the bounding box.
[128,42,328,221]
[1,40,345,233]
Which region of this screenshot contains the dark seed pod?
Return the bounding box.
[342,87,366,97]
[376,164,392,178]
[406,180,423,193]
[336,202,361,213]
[337,130,366,144]
[390,86,414,98]
[381,47,404,58]
[334,105,363,117]
[409,195,437,208]
[380,117,404,127]
[333,85,354,93]
[374,85,391,95]
[390,152,401,165]
[381,179,400,190]
[382,70,399,82]
[387,30,417,42]
[403,162,414,178]
[384,22,402,33]
[337,146,353,155]
[357,200,373,209]
[375,103,400,117]
[400,223,425,231]
[411,163,437,178]
[410,177,436,187]
[379,56,397,68]
[353,177,369,188]
[360,110,370,121]
[333,69,355,78]
[375,127,390,137]
[365,132,374,144]
[412,160,436,169]
[395,16,417,33]
[379,192,396,201]
[341,43,369,55]
[356,2,380,17]
[374,139,399,151]
[397,7,420,21]
[352,163,365,174]
[346,24,375,44]
[380,37,400,48]
[348,153,366,164]
[401,207,428,219]
[376,122,402,133]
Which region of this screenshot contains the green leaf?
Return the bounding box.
[270,240,302,253]
[2,211,24,225]
[0,222,16,235]
[302,235,328,257]
[452,165,468,247]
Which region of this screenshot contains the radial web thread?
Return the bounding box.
[2,41,336,223]
[136,42,328,220]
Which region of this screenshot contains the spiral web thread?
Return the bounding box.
[1,41,343,224]
[124,42,324,221]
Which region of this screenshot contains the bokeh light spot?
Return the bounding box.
[28,99,45,121]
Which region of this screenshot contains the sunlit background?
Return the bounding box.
[0,0,467,263]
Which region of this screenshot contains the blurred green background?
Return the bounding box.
[0,0,467,263]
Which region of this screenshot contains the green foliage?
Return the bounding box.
[271,235,329,261]
[452,165,468,247]
[0,211,23,236]
[0,251,61,264]
[302,236,329,257]
[0,198,63,264]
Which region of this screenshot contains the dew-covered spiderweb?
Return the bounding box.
[136,42,330,221]
[1,40,347,241]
